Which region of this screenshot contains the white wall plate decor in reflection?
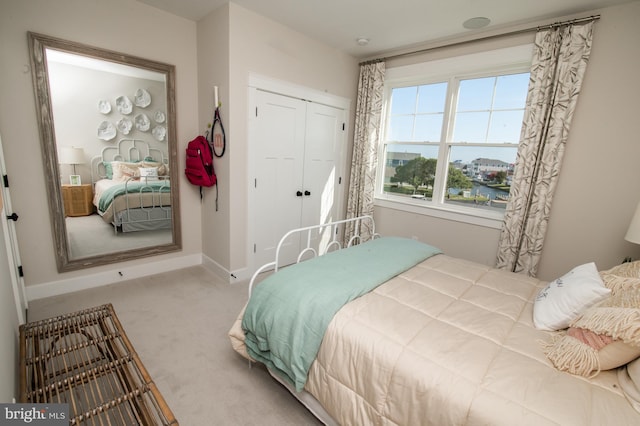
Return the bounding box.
[134,113,150,131]
[116,117,133,135]
[152,125,166,141]
[154,110,165,123]
[115,95,133,114]
[98,100,111,114]
[97,121,117,141]
[134,89,151,107]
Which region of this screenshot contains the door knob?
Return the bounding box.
[304,190,311,196]
[6,212,18,221]
[296,191,303,197]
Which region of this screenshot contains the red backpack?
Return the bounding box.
[185,136,218,203]
[185,135,216,187]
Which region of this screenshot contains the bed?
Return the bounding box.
[91,138,171,233]
[229,216,640,425]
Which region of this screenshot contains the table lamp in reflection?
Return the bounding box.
[59,146,84,185]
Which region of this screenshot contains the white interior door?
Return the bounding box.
[301,102,346,252]
[0,133,27,324]
[252,90,306,268]
[250,82,349,273]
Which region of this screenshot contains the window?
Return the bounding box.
[377,46,532,226]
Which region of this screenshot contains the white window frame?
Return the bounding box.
[375,44,533,229]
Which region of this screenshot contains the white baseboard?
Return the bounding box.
[201,254,250,284]
[26,253,202,301]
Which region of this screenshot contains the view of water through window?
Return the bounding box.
[383,71,529,214]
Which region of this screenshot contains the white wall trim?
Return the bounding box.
[26,253,202,301]
[202,253,250,284]
[374,198,503,229]
[248,73,351,110]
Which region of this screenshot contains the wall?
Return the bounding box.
[197,3,359,279]
[537,2,640,279]
[3,0,633,295]
[197,5,231,276]
[49,62,167,185]
[374,2,640,281]
[227,3,359,276]
[0,0,201,293]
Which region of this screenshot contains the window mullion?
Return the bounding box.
[485,76,498,142]
[432,77,458,205]
[376,86,393,196]
[411,86,419,141]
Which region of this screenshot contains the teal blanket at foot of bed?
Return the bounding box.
[98,180,170,212]
[242,236,441,391]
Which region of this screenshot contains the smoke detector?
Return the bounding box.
[463,17,491,30]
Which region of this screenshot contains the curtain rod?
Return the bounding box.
[360,14,600,65]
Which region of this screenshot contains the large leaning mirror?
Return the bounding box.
[28,32,181,272]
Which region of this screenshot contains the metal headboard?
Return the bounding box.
[248,215,380,297]
[90,139,167,184]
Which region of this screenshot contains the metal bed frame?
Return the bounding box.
[248,215,379,297]
[244,215,379,426]
[90,139,171,234]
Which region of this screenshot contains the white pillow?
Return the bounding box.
[533,262,610,331]
[139,167,159,180]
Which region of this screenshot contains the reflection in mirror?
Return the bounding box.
[28,32,181,272]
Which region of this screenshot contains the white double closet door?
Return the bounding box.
[250,88,348,270]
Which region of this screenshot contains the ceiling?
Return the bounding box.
[136,0,635,58]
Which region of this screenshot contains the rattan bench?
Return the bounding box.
[19,304,178,425]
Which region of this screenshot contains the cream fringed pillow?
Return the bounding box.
[111,161,140,181]
[544,286,640,378]
[139,160,169,176]
[600,260,640,293]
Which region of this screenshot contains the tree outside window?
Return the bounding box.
[380,70,529,217]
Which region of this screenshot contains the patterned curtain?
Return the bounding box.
[496,22,595,276]
[344,61,385,244]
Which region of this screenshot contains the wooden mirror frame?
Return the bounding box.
[28,32,181,272]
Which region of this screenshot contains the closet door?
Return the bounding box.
[251,89,347,270]
[252,90,306,268]
[300,101,346,250]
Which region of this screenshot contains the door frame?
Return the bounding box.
[247,73,351,276]
[0,133,27,324]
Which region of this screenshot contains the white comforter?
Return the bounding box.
[231,254,640,425]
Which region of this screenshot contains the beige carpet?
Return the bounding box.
[66,214,172,258]
[27,266,322,425]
